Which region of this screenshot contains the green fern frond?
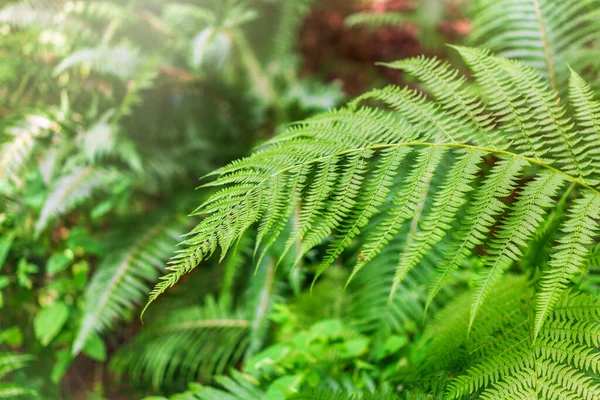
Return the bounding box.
[163,3,215,35]
[380,56,498,148]
[164,370,261,400]
[35,166,115,237]
[347,219,456,336]
[144,48,600,334]
[0,1,57,28]
[469,0,600,91]
[415,276,600,399]
[456,46,593,182]
[392,148,482,297]
[0,353,32,379]
[0,115,54,186]
[269,0,314,62]
[586,243,600,270]
[470,169,565,331]
[112,298,249,389]
[54,45,143,80]
[69,1,126,21]
[535,191,600,338]
[0,353,36,398]
[348,146,445,282]
[569,69,600,176]
[345,12,408,30]
[0,384,37,399]
[425,157,527,314]
[441,280,600,399]
[72,208,189,355]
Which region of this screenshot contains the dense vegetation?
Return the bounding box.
[1,0,599,399]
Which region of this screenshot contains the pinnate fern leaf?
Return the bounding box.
[145,48,600,340]
[35,166,113,237]
[112,297,249,388]
[72,208,187,355]
[469,0,600,91]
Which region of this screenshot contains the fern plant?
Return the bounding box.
[142,2,600,394]
[147,45,600,334]
[407,275,600,399]
[0,352,37,398]
[469,0,600,91]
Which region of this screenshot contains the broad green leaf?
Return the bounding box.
[46,253,71,275]
[82,333,106,362]
[34,301,70,346]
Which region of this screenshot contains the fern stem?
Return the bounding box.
[532,0,557,92]
[258,142,600,196]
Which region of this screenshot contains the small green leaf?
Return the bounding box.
[309,319,343,338]
[51,349,73,384]
[17,258,38,289]
[0,326,23,347]
[34,301,70,346]
[82,333,106,362]
[265,375,303,400]
[384,335,408,354]
[342,337,369,358]
[72,260,89,289]
[46,253,71,275]
[0,276,9,290]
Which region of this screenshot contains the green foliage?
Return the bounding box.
[72,205,191,355]
[112,296,250,389]
[469,0,600,91]
[0,0,343,397]
[148,47,600,337]
[410,276,600,399]
[3,0,600,398]
[0,349,37,398]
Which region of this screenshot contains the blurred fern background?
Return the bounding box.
[2,0,599,399]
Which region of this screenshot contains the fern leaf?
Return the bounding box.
[0,115,54,186]
[347,220,452,335]
[469,0,600,91]
[534,191,600,338]
[345,11,408,30]
[0,384,37,399]
[470,170,565,331]
[392,148,482,296]
[315,146,408,282]
[72,209,188,355]
[112,298,249,389]
[457,46,593,183]
[351,85,463,143]
[175,370,262,400]
[145,50,600,328]
[0,353,32,379]
[455,46,548,162]
[569,69,600,181]
[433,277,600,400]
[270,0,313,62]
[0,353,36,398]
[54,45,142,80]
[0,1,57,28]
[35,167,113,237]
[288,387,399,400]
[425,156,527,313]
[349,146,446,282]
[381,57,498,148]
